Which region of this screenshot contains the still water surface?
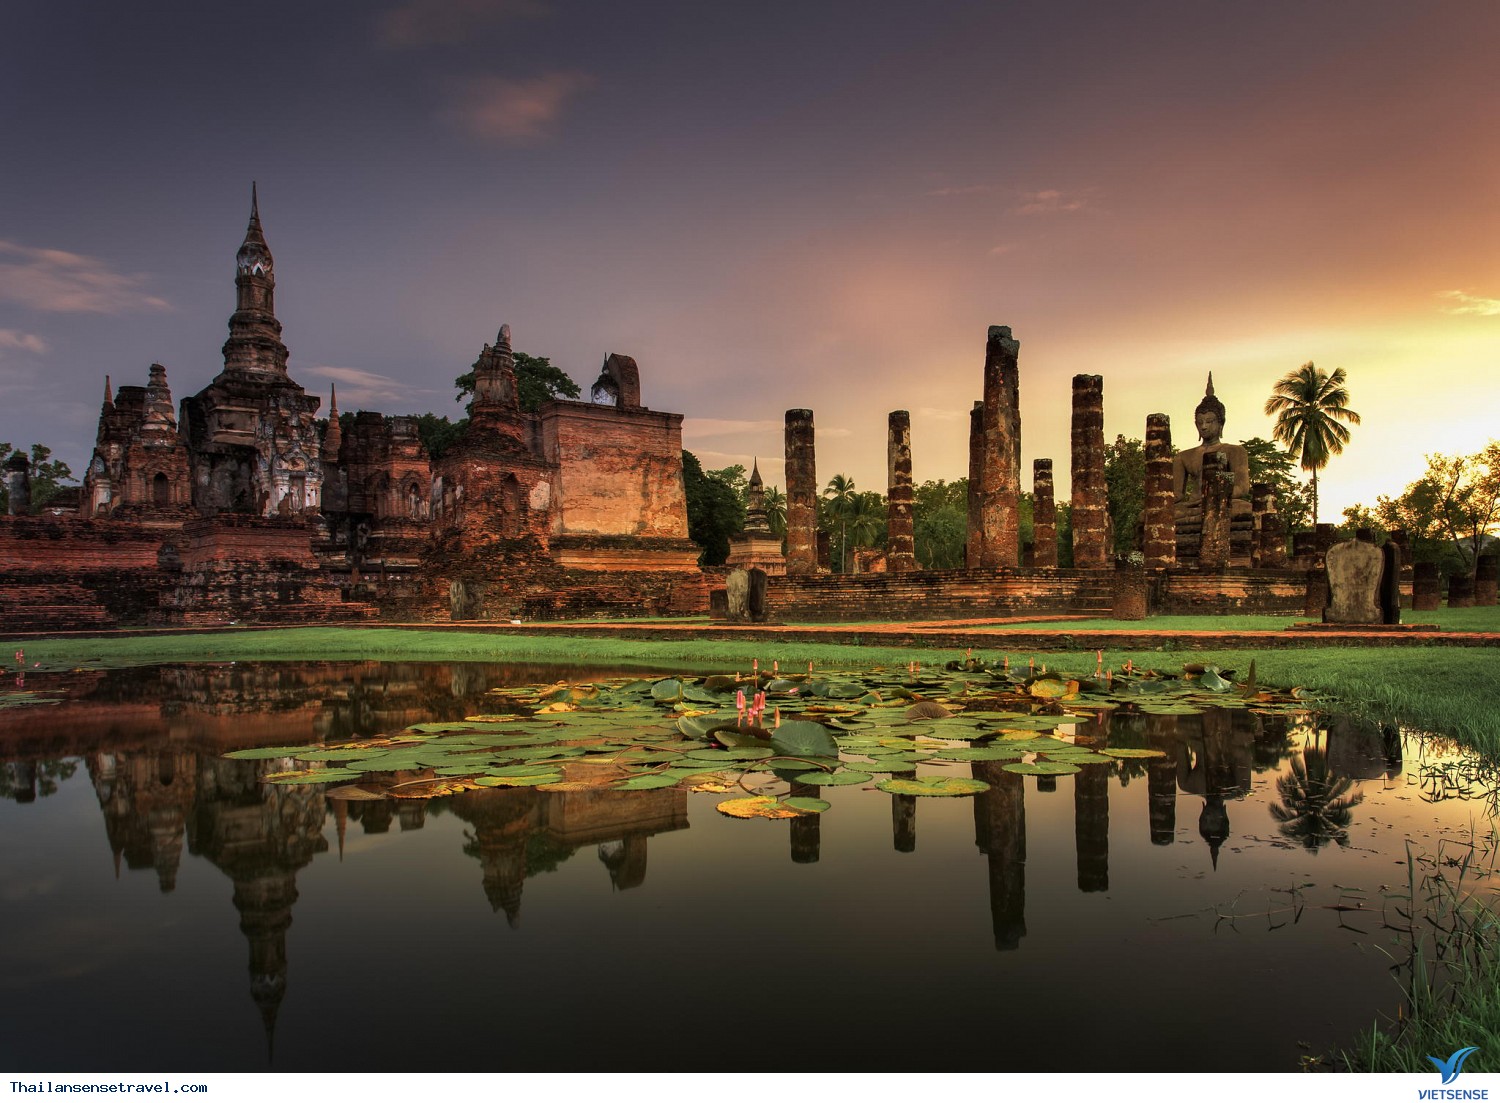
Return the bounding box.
[1,661,1494,1073]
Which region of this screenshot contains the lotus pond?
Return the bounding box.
[1,656,1497,1073]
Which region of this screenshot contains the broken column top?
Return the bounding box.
[987,325,1019,352]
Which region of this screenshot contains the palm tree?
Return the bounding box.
[762,486,787,538]
[823,473,857,571]
[1263,362,1361,525]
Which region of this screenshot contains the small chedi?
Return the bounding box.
[0,189,703,631]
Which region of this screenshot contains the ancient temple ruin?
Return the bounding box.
[0,190,703,631]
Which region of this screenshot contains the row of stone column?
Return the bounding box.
[784,407,920,575]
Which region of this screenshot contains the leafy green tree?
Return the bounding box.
[407,413,468,460]
[1104,435,1145,556]
[681,450,745,566]
[1242,436,1313,534]
[913,478,968,569]
[845,491,887,558]
[1348,444,1500,578]
[454,351,582,414]
[706,464,748,507]
[0,443,77,514]
[1264,362,1361,523]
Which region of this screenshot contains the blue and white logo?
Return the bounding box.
[1429,1047,1481,1085]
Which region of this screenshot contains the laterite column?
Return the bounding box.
[1143,413,1175,568]
[886,410,917,572]
[784,409,818,575]
[1032,459,1057,568]
[1070,375,1107,568]
[980,326,1022,568]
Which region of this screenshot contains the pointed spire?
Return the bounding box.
[103,374,113,410]
[250,181,260,229]
[329,383,338,417]
[497,323,512,352]
[1205,372,1215,398]
[749,458,763,489]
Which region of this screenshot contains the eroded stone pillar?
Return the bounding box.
[980,326,1022,568]
[4,451,30,516]
[1032,459,1057,568]
[1449,571,1475,608]
[1143,414,1175,568]
[966,402,983,568]
[1070,375,1107,568]
[886,410,917,572]
[1259,513,1287,568]
[1199,451,1232,570]
[1475,553,1498,606]
[1412,562,1440,611]
[784,409,818,575]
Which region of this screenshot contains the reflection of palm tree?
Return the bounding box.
[1269,746,1363,851]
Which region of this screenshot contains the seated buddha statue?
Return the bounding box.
[1172,373,1251,521]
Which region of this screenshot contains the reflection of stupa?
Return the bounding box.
[454,788,540,928]
[88,750,197,892]
[187,755,327,1059]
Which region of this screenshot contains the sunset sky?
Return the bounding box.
[2,1,1496,521]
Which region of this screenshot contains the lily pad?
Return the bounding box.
[225,745,317,760]
[782,796,831,814]
[611,774,680,791]
[795,770,872,786]
[717,796,799,820]
[770,720,840,758]
[876,776,990,797]
[1002,760,1082,776]
[1099,747,1168,759]
[926,746,1025,762]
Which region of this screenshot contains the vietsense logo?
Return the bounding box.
[1418,1047,1485,1101]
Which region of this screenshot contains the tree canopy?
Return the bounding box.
[681,450,745,566]
[1264,362,1360,523]
[0,443,76,514]
[453,351,582,415]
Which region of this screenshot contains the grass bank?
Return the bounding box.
[5,624,1498,750]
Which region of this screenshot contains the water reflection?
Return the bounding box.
[0,661,1488,1072]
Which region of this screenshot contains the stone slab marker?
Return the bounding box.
[886,410,917,572]
[784,409,818,575]
[1323,534,1383,624]
[966,402,983,568]
[1070,375,1107,568]
[1143,414,1174,567]
[725,568,750,619]
[1032,459,1057,568]
[980,326,1022,568]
